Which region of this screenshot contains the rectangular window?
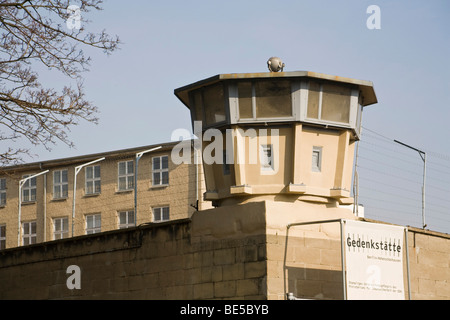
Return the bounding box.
[153,206,169,222]
[86,214,101,234]
[260,144,274,171]
[312,146,323,172]
[86,165,101,195]
[203,83,226,126]
[22,175,37,202]
[307,81,351,124]
[0,225,5,250]
[118,210,135,229]
[306,81,321,119]
[192,90,204,122]
[237,81,253,119]
[0,178,6,206]
[53,170,68,199]
[321,83,351,123]
[238,81,292,120]
[152,156,169,186]
[255,80,292,118]
[53,217,69,240]
[22,221,36,245]
[118,161,134,191]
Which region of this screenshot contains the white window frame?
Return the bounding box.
[153,206,169,222]
[0,224,5,250]
[53,217,69,240]
[22,221,36,245]
[118,210,134,229]
[118,160,134,191]
[152,155,169,187]
[0,178,6,206]
[53,169,68,199]
[22,174,37,203]
[312,146,323,172]
[86,214,101,234]
[85,165,101,195]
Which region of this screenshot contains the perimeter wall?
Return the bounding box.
[0,201,448,300]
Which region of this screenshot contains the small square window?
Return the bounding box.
[312,146,322,172]
[86,214,101,234]
[260,144,274,171]
[53,217,69,240]
[255,80,292,118]
[118,210,135,229]
[153,206,169,222]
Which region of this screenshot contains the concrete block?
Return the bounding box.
[222,262,244,281]
[214,280,236,298]
[236,278,260,297]
[193,282,214,299]
[245,261,266,279]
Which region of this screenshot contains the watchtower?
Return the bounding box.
[174,59,377,209]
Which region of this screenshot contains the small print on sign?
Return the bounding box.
[343,220,406,300]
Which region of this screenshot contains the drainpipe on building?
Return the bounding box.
[40,163,47,242]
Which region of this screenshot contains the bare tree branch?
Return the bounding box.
[0,0,120,166]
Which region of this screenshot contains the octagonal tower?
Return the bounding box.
[174,65,377,208]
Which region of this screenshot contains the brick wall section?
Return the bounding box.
[408,228,450,299]
[266,230,344,300]
[0,218,267,300]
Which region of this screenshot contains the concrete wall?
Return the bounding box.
[408,228,450,299]
[0,201,448,300]
[0,202,268,300]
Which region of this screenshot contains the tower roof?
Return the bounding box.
[174,70,377,108]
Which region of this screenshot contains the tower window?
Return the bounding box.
[260,144,274,171]
[306,81,352,125]
[312,146,322,172]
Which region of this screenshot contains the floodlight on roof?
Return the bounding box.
[267,57,285,72]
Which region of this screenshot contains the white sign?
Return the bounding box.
[343,220,406,300]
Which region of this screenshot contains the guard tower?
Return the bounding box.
[174,59,377,208]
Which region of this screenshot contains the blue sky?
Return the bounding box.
[13,0,450,232]
[30,0,450,159]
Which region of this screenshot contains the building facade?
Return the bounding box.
[0,142,210,250]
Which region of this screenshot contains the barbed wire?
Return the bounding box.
[356,126,450,234]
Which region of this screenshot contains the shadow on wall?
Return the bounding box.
[285,266,344,300]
